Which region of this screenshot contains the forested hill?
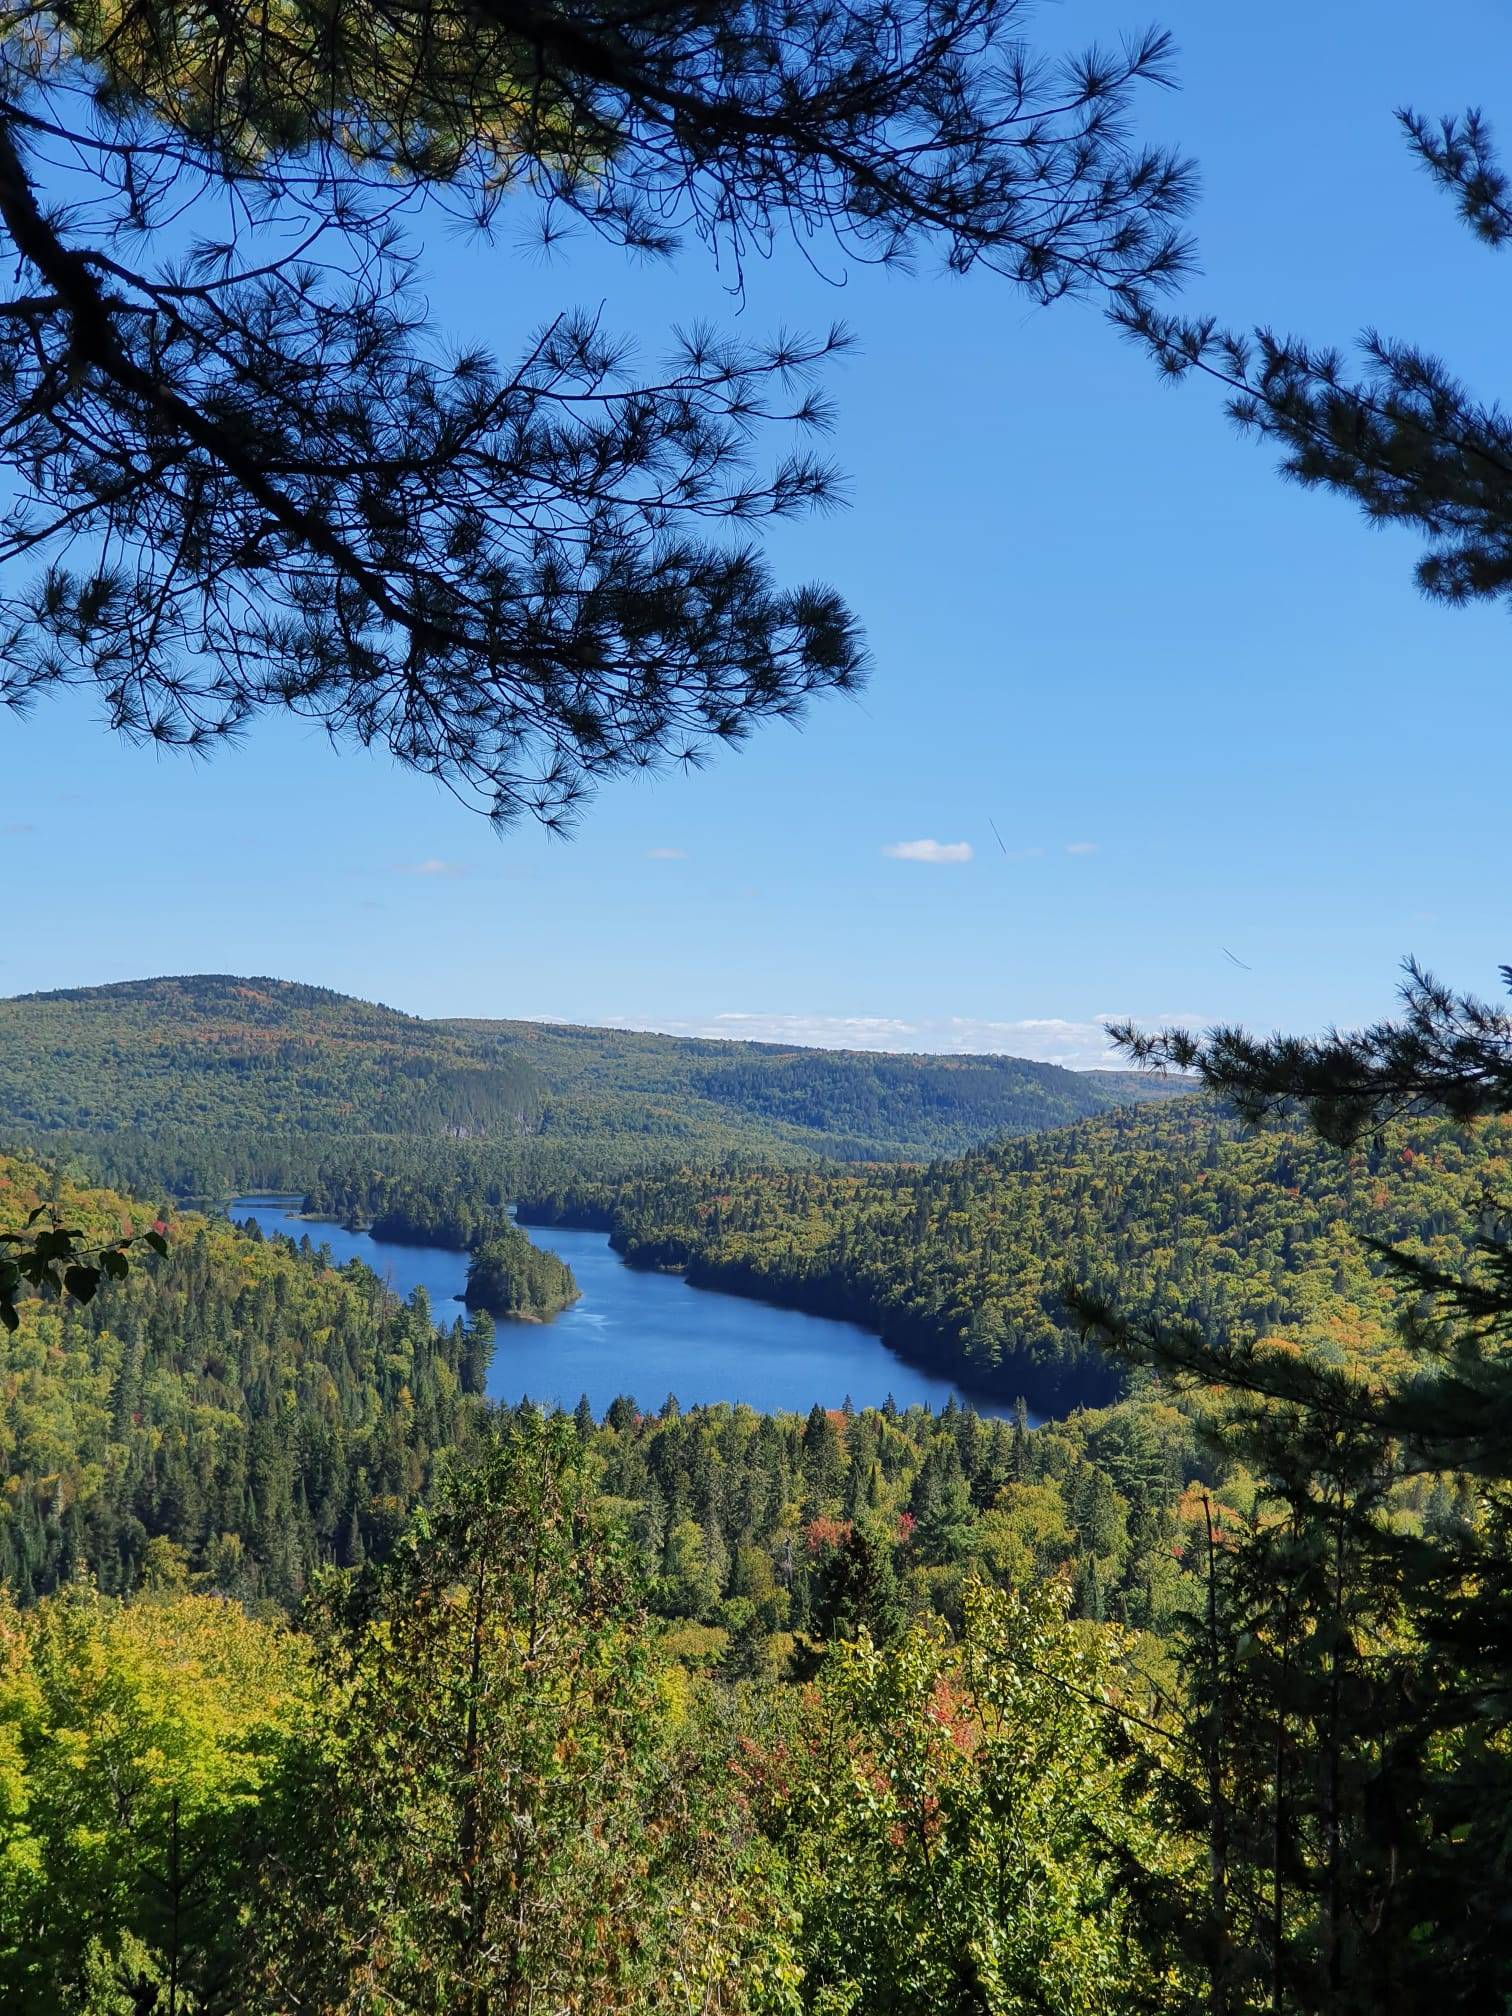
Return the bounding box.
[518,1100,1512,1413]
[0,1144,1204,1634]
[0,973,1191,1195]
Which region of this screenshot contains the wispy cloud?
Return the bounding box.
[942,1016,1125,1067]
[708,1012,921,1047]
[389,858,467,878]
[589,1008,1210,1070]
[644,847,688,861]
[1065,841,1098,856]
[1,822,35,836]
[883,838,973,865]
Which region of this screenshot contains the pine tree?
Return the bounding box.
[1012,1395,1032,1483]
[1,0,1193,824]
[1085,964,1512,2009]
[810,1524,905,1647]
[1120,108,1512,629]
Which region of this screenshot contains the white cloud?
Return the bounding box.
[585,1008,1211,1070]
[942,1016,1126,1067]
[711,1012,921,1046]
[883,838,973,865]
[1065,841,1098,856]
[390,858,467,878]
[644,847,688,860]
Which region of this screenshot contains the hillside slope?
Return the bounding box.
[0,974,1191,1192]
[517,1100,1510,1411]
[0,1150,487,1602]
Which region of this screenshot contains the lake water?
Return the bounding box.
[228,1196,1005,1418]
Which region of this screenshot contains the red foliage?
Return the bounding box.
[804,1515,852,1556]
[927,1674,973,1749]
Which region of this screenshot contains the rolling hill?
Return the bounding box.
[0,974,1192,1196]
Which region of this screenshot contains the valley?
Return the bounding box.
[4,970,1508,2012]
[230,1196,1010,1414]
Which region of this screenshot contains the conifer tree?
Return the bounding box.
[810,1523,904,1646]
[1,0,1193,827]
[1084,965,1512,2008]
[1120,106,1512,627]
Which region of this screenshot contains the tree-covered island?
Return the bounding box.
[463,1223,580,1321]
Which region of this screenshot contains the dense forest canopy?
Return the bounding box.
[511,1099,1512,1408]
[0,1416,1204,2014]
[4,1022,1510,2008]
[0,1147,1199,1623]
[0,1152,494,1605]
[0,973,1193,1197]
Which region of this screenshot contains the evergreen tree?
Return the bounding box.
[720,1604,778,1683]
[1121,107,1512,631]
[801,1404,845,1511]
[461,1309,495,1394]
[1,0,1192,822]
[1085,963,1512,2009]
[1012,1395,1032,1482]
[909,1439,975,1565]
[810,1524,904,1646]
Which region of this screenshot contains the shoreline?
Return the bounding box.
[229,1194,1104,1420]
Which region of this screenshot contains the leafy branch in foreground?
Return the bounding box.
[1085,955,1512,2010]
[0,1205,166,1331]
[1108,957,1512,1144]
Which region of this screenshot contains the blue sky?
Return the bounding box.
[4,0,1509,1064]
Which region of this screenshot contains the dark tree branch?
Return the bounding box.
[0,0,1194,820]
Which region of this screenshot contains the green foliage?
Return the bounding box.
[0,1201,164,1333]
[776,1578,1188,2013]
[0,1152,488,1604]
[1114,959,1512,1145]
[1121,104,1512,622]
[13,1093,1508,2010]
[1,1148,1211,1634]
[2,0,1194,822]
[553,1102,1512,1408]
[1080,965,1512,2011]
[464,1222,579,1319]
[0,1585,306,2013]
[251,1415,796,2014]
[0,976,546,1145]
[0,975,1191,1202]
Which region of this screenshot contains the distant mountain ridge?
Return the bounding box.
[0,974,1194,1194]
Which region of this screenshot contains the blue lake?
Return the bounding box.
[228,1196,1006,1418]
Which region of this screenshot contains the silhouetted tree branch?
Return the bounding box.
[1116,104,1512,618]
[1108,959,1512,1145]
[1,0,1194,823]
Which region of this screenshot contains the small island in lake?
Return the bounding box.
[463,1224,580,1321]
